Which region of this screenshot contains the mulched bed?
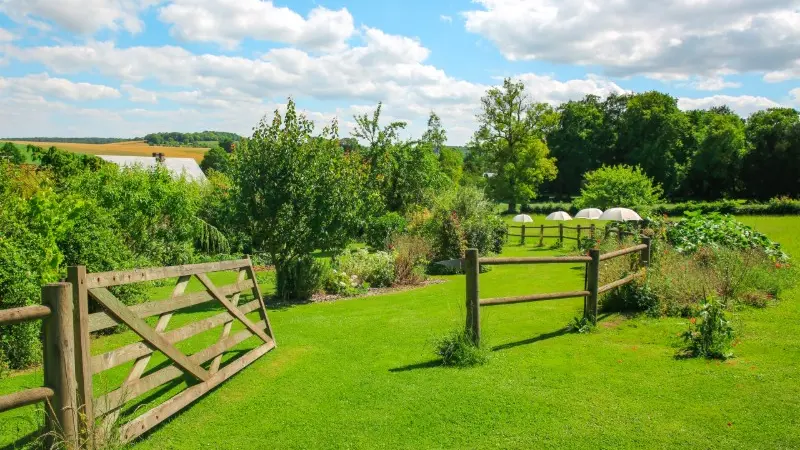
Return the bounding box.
[311,279,446,303]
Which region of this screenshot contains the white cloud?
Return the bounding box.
[463,0,800,79]
[122,83,158,103]
[157,0,355,51]
[0,73,121,101]
[512,73,629,104]
[0,27,13,41]
[678,95,781,116]
[688,76,742,91]
[0,0,153,34]
[440,15,453,23]
[790,88,800,106]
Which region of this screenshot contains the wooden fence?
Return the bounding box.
[0,284,78,448]
[464,237,651,346]
[508,223,596,246]
[0,258,276,447]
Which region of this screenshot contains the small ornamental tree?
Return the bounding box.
[200,146,232,174]
[574,164,663,210]
[234,99,365,300]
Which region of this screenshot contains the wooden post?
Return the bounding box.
[539,224,544,246]
[577,224,582,243]
[465,248,480,346]
[521,224,526,246]
[67,266,94,443]
[585,249,600,324]
[559,223,564,245]
[42,283,78,449]
[640,236,651,269]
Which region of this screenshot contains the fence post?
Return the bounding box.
[42,283,78,449]
[577,224,582,243]
[590,224,596,239]
[559,223,564,245]
[521,224,526,246]
[539,224,544,246]
[465,248,480,346]
[585,249,600,324]
[67,265,94,443]
[640,236,651,269]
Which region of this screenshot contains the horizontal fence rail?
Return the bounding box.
[463,235,651,346]
[0,304,52,326]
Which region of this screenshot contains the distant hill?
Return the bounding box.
[1,137,139,144]
[143,131,242,147]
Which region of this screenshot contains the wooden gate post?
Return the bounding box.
[42,283,78,449]
[521,224,526,246]
[577,225,582,243]
[585,249,601,324]
[67,265,94,442]
[465,249,480,346]
[559,223,564,245]
[539,224,544,246]
[640,236,652,269]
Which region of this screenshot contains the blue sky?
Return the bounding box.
[0,0,798,144]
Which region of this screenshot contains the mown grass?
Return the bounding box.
[2,216,799,449]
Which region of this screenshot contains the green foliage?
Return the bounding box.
[567,316,595,334]
[36,146,106,181]
[323,266,368,297]
[470,78,558,210]
[668,212,787,261]
[431,210,467,262]
[684,109,746,198]
[200,146,232,175]
[275,255,326,301]
[365,212,407,250]
[438,146,464,185]
[1,142,25,164]
[391,234,431,285]
[335,249,395,288]
[234,99,365,299]
[435,329,488,367]
[682,298,735,360]
[144,131,241,147]
[742,108,800,199]
[574,164,663,210]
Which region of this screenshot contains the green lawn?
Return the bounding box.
[2,216,799,449]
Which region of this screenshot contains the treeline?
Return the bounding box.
[1,137,138,144]
[144,131,241,147]
[538,92,800,201]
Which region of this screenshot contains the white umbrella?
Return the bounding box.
[575,208,604,220]
[512,214,534,223]
[599,208,642,222]
[545,211,573,221]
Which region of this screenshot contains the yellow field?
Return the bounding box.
[12,141,209,162]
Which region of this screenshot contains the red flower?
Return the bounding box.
[690,317,696,324]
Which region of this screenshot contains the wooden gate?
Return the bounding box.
[66,258,275,443]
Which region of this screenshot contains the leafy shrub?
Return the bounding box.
[323,268,368,297]
[431,211,467,262]
[452,187,507,255]
[392,235,431,285]
[668,212,787,261]
[681,298,735,359]
[335,249,396,288]
[574,165,663,210]
[567,316,595,334]
[276,255,326,301]
[365,212,407,250]
[435,329,488,367]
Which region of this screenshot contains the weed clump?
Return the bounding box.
[435,329,488,367]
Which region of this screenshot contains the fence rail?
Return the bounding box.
[508,223,596,246]
[464,236,651,346]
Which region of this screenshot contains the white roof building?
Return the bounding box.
[97,155,206,182]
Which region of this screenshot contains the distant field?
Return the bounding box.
[10,140,209,162]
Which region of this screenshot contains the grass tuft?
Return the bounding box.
[435,329,489,367]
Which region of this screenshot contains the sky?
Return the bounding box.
[0,0,799,144]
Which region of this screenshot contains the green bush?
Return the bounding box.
[335,249,396,288]
[431,210,467,262]
[574,165,663,210]
[276,255,326,301]
[392,234,431,285]
[435,329,488,367]
[365,212,407,250]
[681,298,735,359]
[323,267,368,297]
[667,212,787,261]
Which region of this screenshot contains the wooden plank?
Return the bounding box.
[91,300,261,373]
[89,279,255,332]
[67,265,94,435]
[245,258,275,341]
[119,341,275,443]
[195,273,273,344]
[0,387,54,413]
[88,288,209,382]
[0,305,51,326]
[86,259,250,288]
[480,290,590,306]
[599,244,648,261]
[479,256,592,265]
[598,272,642,294]
[95,320,268,417]
[210,270,245,374]
[465,249,480,346]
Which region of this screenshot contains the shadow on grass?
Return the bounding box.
[1,429,41,450]
[492,327,570,352]
[388,359,442,373]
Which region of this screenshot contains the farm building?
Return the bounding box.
[97,154,206,182]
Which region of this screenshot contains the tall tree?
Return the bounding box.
[684,109,746,199]
[421,112,447,153]
[0,142,25,164]
[470,78,558,212]
[618,91,691,195]
[743,108,800,199]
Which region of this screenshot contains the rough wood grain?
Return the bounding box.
[598,272,643,294]
[0,305,51,325]
[0,387,54,413]
[86,259,249,288]
[67,266,94,435]
[88,288,209,382]
[599,244,648,261]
